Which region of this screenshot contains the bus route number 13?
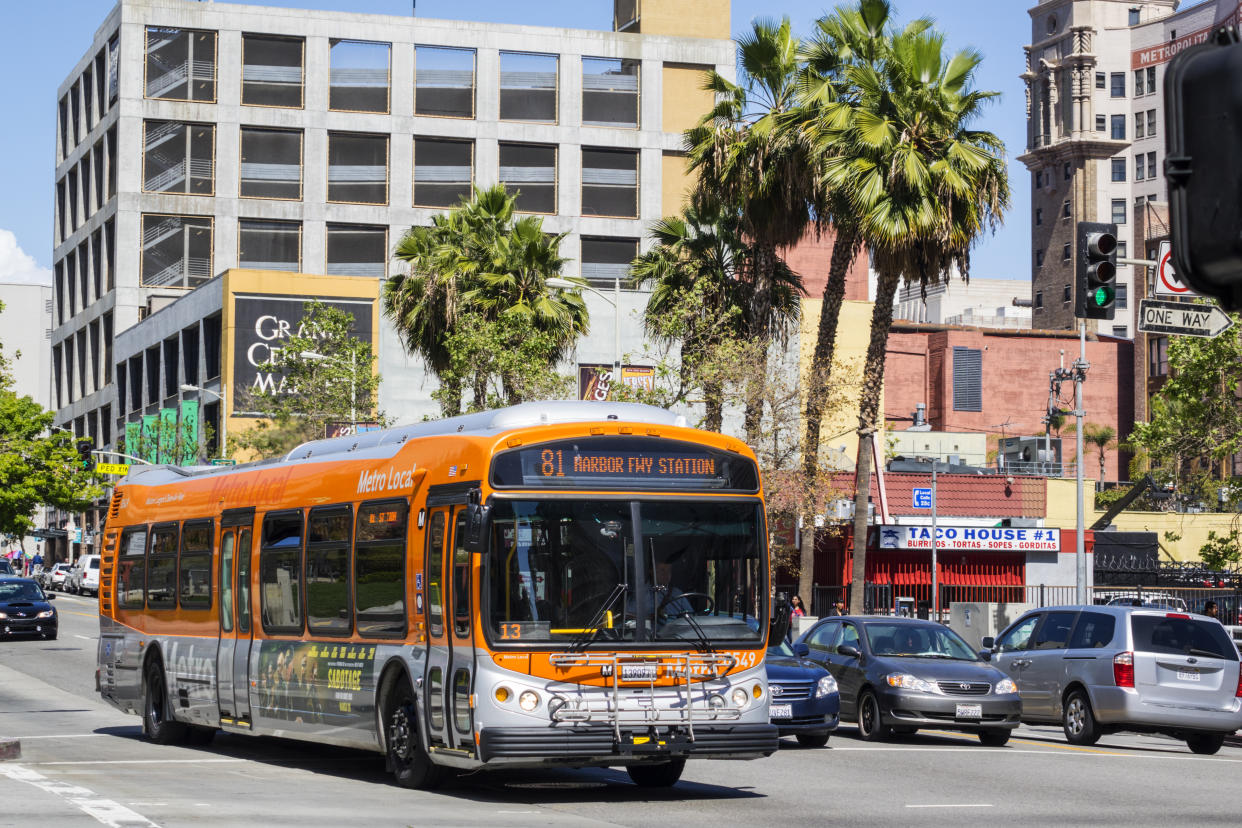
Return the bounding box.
[499,623,522,639]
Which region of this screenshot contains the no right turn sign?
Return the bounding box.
[1154,240,1199,298]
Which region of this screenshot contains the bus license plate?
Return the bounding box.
[770,704,792,719]
[1177,669,1201,682]
[955,703,983,719]
[621,664,658,681]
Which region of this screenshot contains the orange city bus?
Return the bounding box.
[96,401,778,788]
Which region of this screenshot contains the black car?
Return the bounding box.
[0,577,58,640]
[795,616,1020,746]
[765,638,840,747]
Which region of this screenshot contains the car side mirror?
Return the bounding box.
[836,644,861,659]
[793,642,810,658]
[981,636,995,649]
[977,649,991,661]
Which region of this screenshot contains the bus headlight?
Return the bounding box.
[548,696,568,717]
[519,690,541,711]
[731,688,750,709]
[708,694,726,708]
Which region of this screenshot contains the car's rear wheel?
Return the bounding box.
[978,728,1011,747]
[795,732,830,748]
[857,691,890,742]
[1062,689,1100,746]
[626,758,686,787]
[1186,733,1225,755]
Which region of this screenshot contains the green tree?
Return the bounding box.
[0,302,102,538]
[686,18,814,443]
[229,301,381,459]
[825,20,1009,613]
[1082,423,1117,484]
[386,185,588,416]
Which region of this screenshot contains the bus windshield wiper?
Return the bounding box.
[569,583,628,652]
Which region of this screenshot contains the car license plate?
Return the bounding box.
[955,703,983,719]
[1177,669,1201,682]
[770,704,792,719]
[621,664,658,681]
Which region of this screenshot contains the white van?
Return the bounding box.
[70,554,101,597]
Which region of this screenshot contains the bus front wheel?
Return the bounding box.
[385,677,443,789]
[142,658,187,744]
[626,758,686,788]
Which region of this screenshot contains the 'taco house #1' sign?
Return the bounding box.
[879,526,1062,552]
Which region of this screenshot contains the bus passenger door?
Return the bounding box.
[231,528,255,721]
[423,507,452,749]
[446,508,476,752]
[216,529,238,719]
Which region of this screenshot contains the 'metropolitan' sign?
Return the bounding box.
[878,525,1061,551]
[232,294,373,416]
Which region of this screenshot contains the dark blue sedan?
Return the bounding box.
[765,638,840,747]
[0,577,58,640]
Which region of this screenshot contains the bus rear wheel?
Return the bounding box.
[142,658,188,744]
[385,677,442,789]
[626,758,686,788]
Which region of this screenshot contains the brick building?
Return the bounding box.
[882,322,1134,481]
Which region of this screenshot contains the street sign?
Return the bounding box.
[210,458,238,466]
[1153,241,1200,298]
[1137,298,1234,338]
[95,462,130,476]
[71,528,82,544]
[912,487,933,509]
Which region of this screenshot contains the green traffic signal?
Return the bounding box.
[1091,285,1114,307]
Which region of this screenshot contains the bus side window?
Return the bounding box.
[355,499,408,638]
[426,511,445,638]
[180,519,213,609]
[237,529,253,633]
[307,505,352,636]
[146,523,179,610]
[260,510,304,634]
[117,526,148,610]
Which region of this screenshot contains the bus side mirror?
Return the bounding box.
[464,502,490,554]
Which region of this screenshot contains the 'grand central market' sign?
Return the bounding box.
[878,525,1061,551]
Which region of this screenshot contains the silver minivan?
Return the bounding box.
[984,605,1242,754]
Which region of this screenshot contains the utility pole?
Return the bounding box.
[930,459,939,621]
[1074,321,1090,604]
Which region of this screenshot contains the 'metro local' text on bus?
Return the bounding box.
[96,402,779,788]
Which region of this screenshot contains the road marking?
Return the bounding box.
[74,634,94,641]
[32,758,245,766]
[831,745,1242,762]
[0,763,157,827]
[69,611,96,618]
[906,804,994,809]
[13,734,101,740]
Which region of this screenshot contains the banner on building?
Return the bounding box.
[140,414,158,464]
[179,400,200,465]
[124,421,141,460]
[578,364,656,401]
[877,525,1061,552]
[326,421,382,439]
[231,294,374,416]
[157,408,178,464]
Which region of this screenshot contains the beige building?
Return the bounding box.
[1020,0,1232,338]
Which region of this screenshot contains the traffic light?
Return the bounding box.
[76,438,95,471]
[1075,221,1117,320]
[1165,27,1242,310]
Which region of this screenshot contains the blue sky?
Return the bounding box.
[0,0,1032,283]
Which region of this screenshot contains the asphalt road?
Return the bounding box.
[3,592,1241,827]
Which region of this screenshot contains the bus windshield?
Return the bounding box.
[485,499,765,646]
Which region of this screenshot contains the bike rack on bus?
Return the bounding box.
[547,653,741,744]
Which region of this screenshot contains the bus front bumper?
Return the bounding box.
[477,723,779,763]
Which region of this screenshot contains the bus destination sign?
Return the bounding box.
[491,437,758,491]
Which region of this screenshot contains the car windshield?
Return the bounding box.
[0,581,46,602]
[865,623,978,660]
[767,638,795,658]
[485,499,765,646]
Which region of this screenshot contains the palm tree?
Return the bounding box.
[823,24,1010,613]
[792,0,935,485]
[385,185,588,414]
[686,18,814,442]
[631,199,801,432]
[1083,423,1118,485]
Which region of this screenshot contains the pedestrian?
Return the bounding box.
[790,595,806,618]
[1203,600,1219,619]
[830,600,846,617]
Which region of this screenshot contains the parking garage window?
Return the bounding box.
[140,214,212,288]
[142,121,214,195]
[583,57,639,128]
[500,51,558,123]
[145,27,216,101]
[242,34,304,108]
[326,224,387,277]
[239,219,300,271]
[239,127,302,200]
[499,142,556,214]
[582,148,638,218]
[413,137,473,208]
[328,132,388,205]
[329,39,389,113]
[415,45,475,118]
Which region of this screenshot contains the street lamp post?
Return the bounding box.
[301,350,357,424]
[180,384,227,459]
[547,277,621,390]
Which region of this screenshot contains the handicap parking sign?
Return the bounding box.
[912,487,933,509]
